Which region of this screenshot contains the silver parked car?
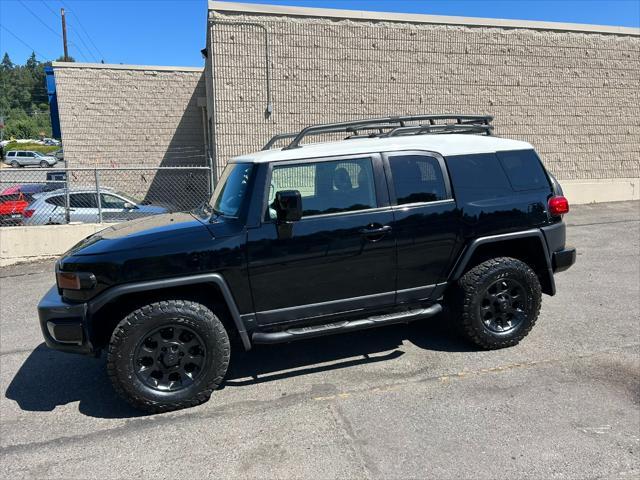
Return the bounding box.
[4,150,58,168]
[23,187,168,225]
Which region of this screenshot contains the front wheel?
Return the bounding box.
[449,257,542,349]
[40,160,49,168]
[107,300,230,413]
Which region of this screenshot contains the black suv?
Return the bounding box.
[38,115,576,412]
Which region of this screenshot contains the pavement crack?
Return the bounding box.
[328,402,378,479]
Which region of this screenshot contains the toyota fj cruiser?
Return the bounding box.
[38,115,576,412]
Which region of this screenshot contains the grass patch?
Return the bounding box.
[4,142,60,154]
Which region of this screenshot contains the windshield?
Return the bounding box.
[209,162,254,218]
[33,152,44,157]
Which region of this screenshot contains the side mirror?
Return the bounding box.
[274,190,302,222]
[123,202,136,210]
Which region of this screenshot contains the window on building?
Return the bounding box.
[389,155,447,205]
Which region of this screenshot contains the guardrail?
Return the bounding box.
[0,166,213,227]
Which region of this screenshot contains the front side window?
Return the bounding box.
[389,155,447,205]
[101,194,128,209]
[210,162,254,218]
[268,157,376,219]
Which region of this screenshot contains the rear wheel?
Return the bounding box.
[107,300,230,413]
[450,257,541,349]
[10,160,19,168]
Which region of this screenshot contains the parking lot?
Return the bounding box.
[0,201,638,479]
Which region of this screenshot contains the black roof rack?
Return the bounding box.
[262,115,493,151]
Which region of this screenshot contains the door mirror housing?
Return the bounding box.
[274,190,302,222]
[123,202,136,210]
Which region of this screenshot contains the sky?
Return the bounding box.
[0,0,638,67]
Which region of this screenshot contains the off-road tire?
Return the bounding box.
[450,257,541,349]
[107,300,230,413]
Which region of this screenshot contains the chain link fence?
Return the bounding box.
[0,166,213,227]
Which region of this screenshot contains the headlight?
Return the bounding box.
[56,271,97,290]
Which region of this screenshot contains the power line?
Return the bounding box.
[67,20,98,62]
[39,0,59,19]
[67,40,92,62]
[0,25,51,61]
[17,0,62,39]
[66,7,107,61]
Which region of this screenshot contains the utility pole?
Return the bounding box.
[61,8,69,61]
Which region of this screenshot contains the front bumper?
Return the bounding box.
[37,285,95,355]
[552,247,576,273]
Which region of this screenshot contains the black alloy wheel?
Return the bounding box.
[134,324,207,392]
[450,257,542,349]
[479,278,528,334]
[107,299,230,413]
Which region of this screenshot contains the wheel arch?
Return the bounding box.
[449,229,555,296]
[88,274,251,352]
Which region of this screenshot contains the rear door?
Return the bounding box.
[383,151,460,302]
[17,152,30,166]
[247,154,397,325]
[69,193,99,223]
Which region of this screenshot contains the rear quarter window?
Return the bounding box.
[496,150,551,191]
[445,153,512,201]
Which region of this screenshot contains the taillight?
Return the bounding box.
[548,196,569,216]
[23,209,34,218]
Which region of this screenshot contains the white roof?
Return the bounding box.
[232,134,534,164]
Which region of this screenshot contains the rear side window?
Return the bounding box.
[446,153,512,201]
[7,152,16,157]
[45,195,65,207]
[70,193,98,208]
[389,155,447,205]
[496,150,550,191]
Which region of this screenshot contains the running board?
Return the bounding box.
[251,304,442,345]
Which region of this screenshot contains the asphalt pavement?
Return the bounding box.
[1,201,638,479]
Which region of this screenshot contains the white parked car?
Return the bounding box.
[23,187,169,225]
[4,150,58,168]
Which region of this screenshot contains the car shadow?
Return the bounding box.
[5,344,145,419]
[5,312,474,419]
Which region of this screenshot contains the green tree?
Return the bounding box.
[0,52,52,139]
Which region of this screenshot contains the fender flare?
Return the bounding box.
[449,229,555,295]
[87,273,252,350]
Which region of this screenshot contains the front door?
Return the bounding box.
[247,154,396,325]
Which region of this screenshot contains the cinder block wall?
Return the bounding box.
[207,8,640,183]
[53,64,207,169]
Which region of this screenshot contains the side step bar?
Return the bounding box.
[252,304,442,345]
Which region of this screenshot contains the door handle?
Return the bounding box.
[359,225,392,236]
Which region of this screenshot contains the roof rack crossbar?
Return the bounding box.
[385,123,494,137]
[262,115,493,150]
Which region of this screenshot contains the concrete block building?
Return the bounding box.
[51,1,640,203]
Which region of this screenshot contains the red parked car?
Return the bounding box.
[0,193,33,226]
